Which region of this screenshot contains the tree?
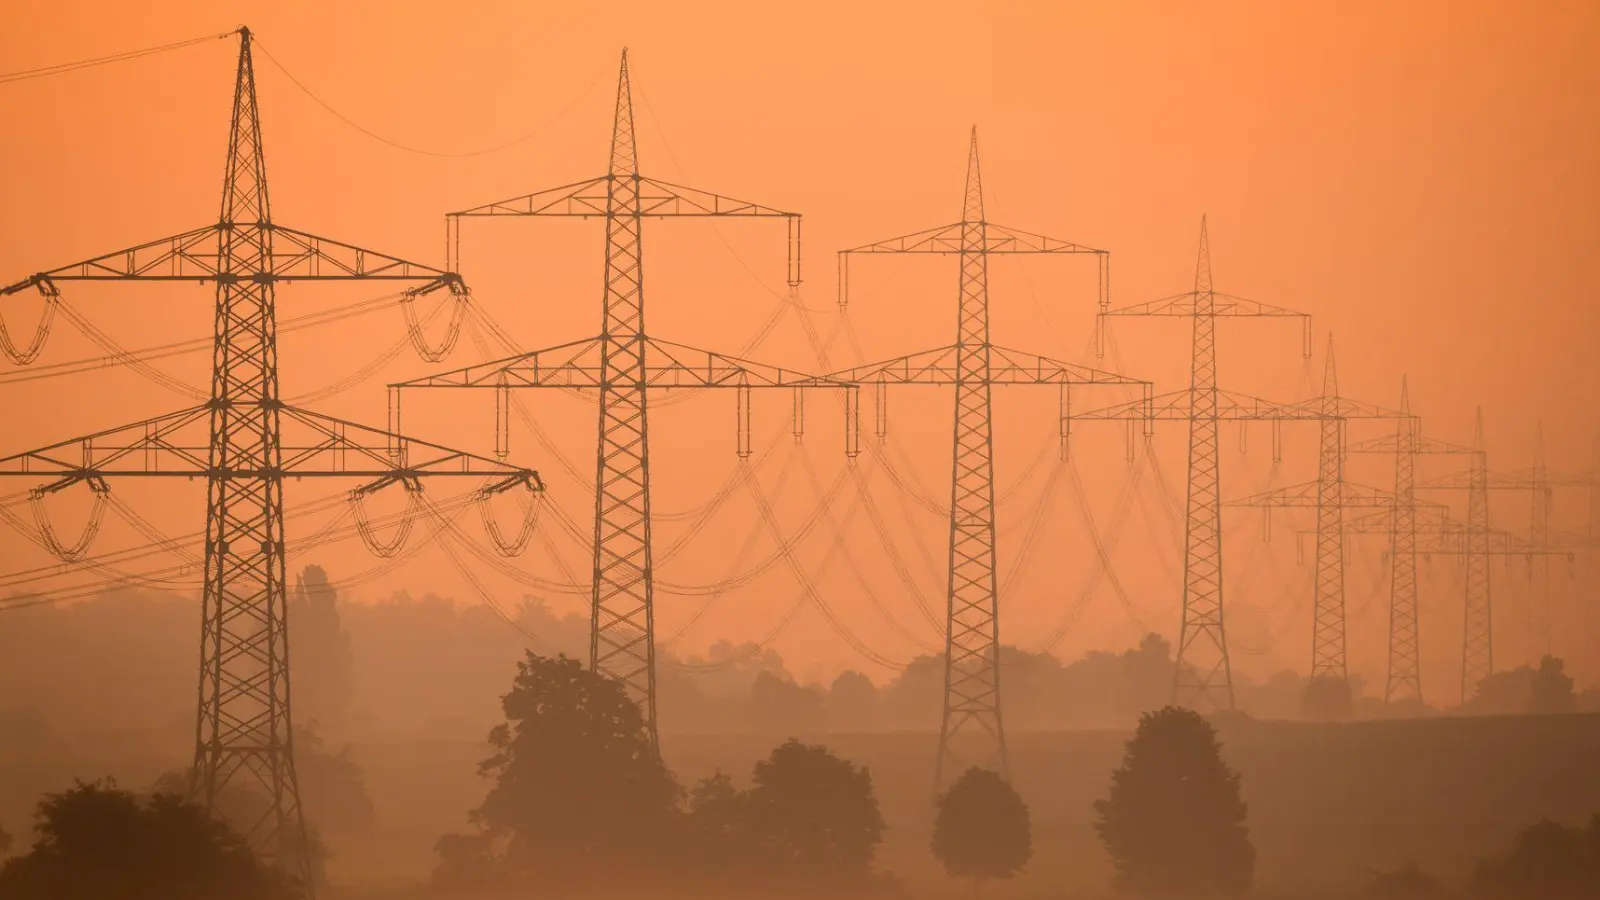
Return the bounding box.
[466,652,679,886]
[826,670,880,731]
[1470,813,1600,898]
[289,564,354,733]
[746,738,886,885]
[931,767,1032,888]
[0,823,12,858]
[1094,706,1254,896]
[0,780,295,900]
[1302,674,1356,720]
[1527,655,1576,714]
[683,771,758,884]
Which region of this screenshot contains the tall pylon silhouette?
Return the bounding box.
[395,50,854,743]
[0,28,538,893]
[1094,218,1311,709]
[1221,336,1406,715]
[832,128,1148,790]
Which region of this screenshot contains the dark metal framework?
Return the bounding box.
[1087,220,1311,710]
[0,29,539,892]
[832,130,1148,790]
[393,50,853,744]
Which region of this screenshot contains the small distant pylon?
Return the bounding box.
[1387,378,1422,703]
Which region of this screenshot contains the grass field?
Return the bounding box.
[5,712,1597,896]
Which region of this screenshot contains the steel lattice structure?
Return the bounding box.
[1084,220,1311,710]
[830,129,1148,790]
[0,29,539,893]
[1344,381,1476,704]
[1220,338,1408,715]
[392,50,854,743]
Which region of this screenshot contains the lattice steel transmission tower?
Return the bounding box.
[1220,337,1407,715]
[831,128,1148,789]
[0,29,538,892]
[1092,218,1311,709]
[1340,497,1572,703]
[1344,379,1476,704]
[393,50,854,743]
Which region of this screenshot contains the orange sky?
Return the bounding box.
[1,1,1596,689]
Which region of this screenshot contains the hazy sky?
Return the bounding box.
[0,2,1595,687]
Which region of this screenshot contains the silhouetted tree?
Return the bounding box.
[684,771,758,884]
[746,738,885,886]
[1094,706,1254,897]
[1366,860,1445,898]
[0,780,295,900]
[748,670,826,734]
[1302,674,1356,720]
[1464,666,1538,715]
[1527,655,1576,714]
[289,565,354,734]
[1470,813,1600,898]
[931,767,1032,888]
[0,823,11,858]
[466,652,679,886]
[827,670,880,731]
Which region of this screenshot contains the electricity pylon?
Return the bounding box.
[1341,502,1572,703]
[0,28,539,892]
[829,128,1149,789]
[1345,378,1476,704]
[392,50,855,744]
[1087,219,1311,709]
[1220,337,1407,715]
[1414,410,1595,697]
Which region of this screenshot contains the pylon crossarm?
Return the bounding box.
[279,406,544,484]
[840,221,1103,256]
[265,225,460,284]
[390,337,605,389]
[0,406,211,481]
[827,343,1144,388]
[1287,395,1407,422]
[635,177,798,218]
[1,226,224,291]
[1067,387,1306,422]
[450,176,612,217]
[1347,431,1474,456]
[1417,465,1555,491]
[642,338,851,388]
[1100,290,1308,319]
[1224,479,1452,510]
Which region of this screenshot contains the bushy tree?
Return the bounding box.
[462,652,679,886]
[683,771,758,884]
[1094,706,1254,896]
[746,738,886,885]
[931,767,1032,888]
[0,780,295,900]
[289,565,354,733]
[1527,655,1576,714]
[1301,673,1356,720]
[1470,813,1600,898]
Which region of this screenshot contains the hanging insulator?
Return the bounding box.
[495,381,511,460]
[736,385,752,459]
[792,388,804,444]
[400,284,469,363]
[351,480,419,558]
[873,379,887,442]
[28,477,109,562]
[0,279,60,366]
[844,387,860,459]
[479,482,541,557]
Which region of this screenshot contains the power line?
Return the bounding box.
[0,30,234,86]
[252,36,604,159]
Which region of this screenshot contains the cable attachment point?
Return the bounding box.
[28,474,110,562]
[351,475,422,558]
[0,277,60,365]
[478,474,542,557]
[399,278,469,363]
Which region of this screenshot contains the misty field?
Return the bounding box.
[288,714,1600,894]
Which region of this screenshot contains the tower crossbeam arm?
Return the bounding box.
[837,222,1106,307]
[1,224,464,297]
[0,405,540,491]
[830,343,1147,388]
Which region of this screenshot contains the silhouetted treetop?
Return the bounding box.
[0,780,294,900]
[747,738,886,884]
[1528,655,1577,715]
[1095,706,1254,897]
[931,767,1032,887]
